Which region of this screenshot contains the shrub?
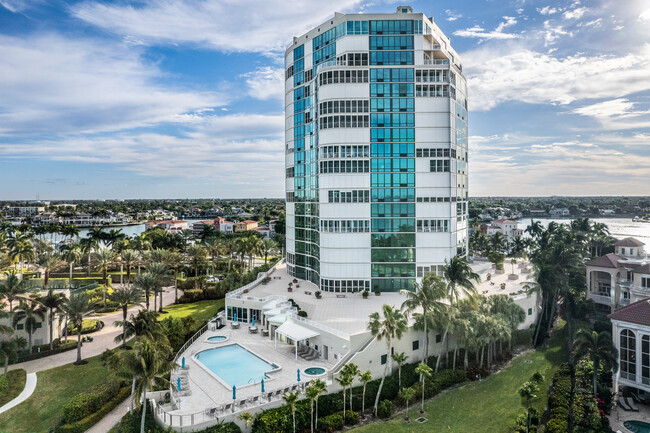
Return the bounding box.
[67,319,103,335]
[297,310,308,318]
[319,412,344,431]
[377,399,394,419]
[55,386,131,433]
[0,374,7,396]
[62,381,121,423]
[344,410,360,426]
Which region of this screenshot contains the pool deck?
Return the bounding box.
[161,322,331,422]
[609,401,650,432]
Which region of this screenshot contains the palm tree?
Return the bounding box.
[0,337,26,374]
[336,369,353,420]
[147,262,169,312]
[392,351,408,389]
[309,379,326,431]
[94,248,117,286]
[437,256,480,371]
[204,238,225,276]
[261,238,277,265]
[112,286,144,347]
[62,293,95,364]
[37,252,61,290]
[0,271,30,315]
[369,304,408,416]
[518,380,539,433]
[358,370,372,417]
[60,243,82,287]
[13,298,46,354]
[133,272,158,310]
[115,310,165,345]
[401,273,447,362]
[79,236,99,276]
[342,362,360,412]
[282,391,300,433]
[573,329,618,396]
[38,288,66,350]
[399,386,416,421]
[6,231,34,280]
[185,244,208,283]
[0,302,12,336]
[415,362,432,413]
[306,381,321,433]
[162,250,183,302]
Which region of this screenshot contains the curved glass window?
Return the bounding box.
[621,329,637,381]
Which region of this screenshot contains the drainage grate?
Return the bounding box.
[416,417,428,423]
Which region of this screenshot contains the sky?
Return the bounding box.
[0,0,649,200]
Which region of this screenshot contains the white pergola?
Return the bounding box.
[274,321,320,360]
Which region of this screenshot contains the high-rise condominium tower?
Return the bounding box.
[285,6,468,292]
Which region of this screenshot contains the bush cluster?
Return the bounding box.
[15,341,77,364]
[377,400,394,419]
[62,381,122,423]
[0,374,7,396]
[54,387,131,433]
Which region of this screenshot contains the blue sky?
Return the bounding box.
[1,0,649,199]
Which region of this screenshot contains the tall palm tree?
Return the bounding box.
[79,236,99,276]
[437,256,480,371]
[204,238,225,276]
[369,304,408,416]
[282,391,300,433]
[37,252,61,290]
[133,272,158,310]
[6,231,34,280]
[391,351,408,389]
[415,362,432,413]
[306,381,321,433]
[399,386,416,421]
[336,368,353,419]
[147,262,169,312]
[0,271,30,315]
[120,249,139,283]
[0,302,12,336]
[60,243,82,287]
[573,329,618,396]
[94,247,117,286]
[185,244,208,284]
[112,286,144,347]
[342,362,360,412]
[260,238,277,265]
[162,250,183,302]
[358,370,372,417]
[62,293,95,364]
[38,288,66,350]
[13,298,46,354]
[401,273,447,362]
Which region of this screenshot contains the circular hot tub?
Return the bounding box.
[207,335,227,343]
[304,367,326,376]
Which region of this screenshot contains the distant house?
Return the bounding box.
[235,220,258,232]
[489,219,523,240]
[529,209,547,216]
[5,206,45,217]
[145,220,189,233]
[601,209,616,216]
[549,208,570,217]
[192,217,235,235]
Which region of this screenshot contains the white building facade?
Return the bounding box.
[285,6,469,292]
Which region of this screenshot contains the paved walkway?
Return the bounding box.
[9,286,179,374]
[85,396,132,433]
[0,373,37,415]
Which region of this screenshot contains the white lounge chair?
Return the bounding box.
[627,397,640,411]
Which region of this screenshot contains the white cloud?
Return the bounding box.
[542,20,572,45]
[464,44,650,111]
[639,9,650,22]
[537,6,558,15]
[453,25,520,40]
[445,9,462,21]
[495,16,517,33]
[71,0,366,54]
[572,99,650,130]
[579,18,602,28]
[563,7,587,20]
[242,67,284,101]
[0,33,225,136]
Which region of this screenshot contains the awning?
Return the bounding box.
[261,300,279,310]
[275,321,320,342]
[267,314,289,325]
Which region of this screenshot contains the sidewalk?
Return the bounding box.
[0,373,37,415]
[85,396,132,433]
[9,286,180,374]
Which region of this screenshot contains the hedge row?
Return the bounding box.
[62,381,123,423]
[14,341,77,364]
[54,386,131,433]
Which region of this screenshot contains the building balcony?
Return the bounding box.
[617,278,634,288]
[588,292,613,305]
[619,298,631,306]
[423,58,450,66]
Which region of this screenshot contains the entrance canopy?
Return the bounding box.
[275,321,320,342]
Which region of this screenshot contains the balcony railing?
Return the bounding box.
[423,58,449,66]
[617,278,634,288]
[588,293,613,305]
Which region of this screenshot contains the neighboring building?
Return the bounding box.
[5,206,45,217]
[610,300,650,397]
[145,220,189,233]
[601,209,616,216]
[585,237,649,315]
[235,220,259,232]
[485,219,523,241]
[285,6,468,292]
[549,208,570,217]
[192,220,216,236]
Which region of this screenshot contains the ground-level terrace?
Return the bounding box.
[154,258,540,431]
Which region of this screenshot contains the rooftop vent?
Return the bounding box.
[397,6,412,13]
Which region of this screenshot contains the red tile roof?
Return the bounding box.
[492,219,517,223]
[585,253,625,269]
[609,299,650,327]
[615,237,645,247]
[636,263,650,274]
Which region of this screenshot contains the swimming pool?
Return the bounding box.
[195,344,279,388]
[207,335,227,342]
[625,420,650,433]
[304,367,326,376]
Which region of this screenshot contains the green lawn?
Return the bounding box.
[352,323,567,433]
[158,299,225,322]
[0,356,112,433]
[0,369,26,407]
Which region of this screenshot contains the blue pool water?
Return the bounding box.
[207,336,227,342]
[195,344,278,387]
[625,420,650,432]
[304,367,326,375]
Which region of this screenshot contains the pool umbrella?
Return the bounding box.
[261,379,265,393]
[181,357,185,369]
[233,385,236,400]
[177,377,181,391]
[234,312,237,323]
[252,317,255,327]
[297,369,301,382]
